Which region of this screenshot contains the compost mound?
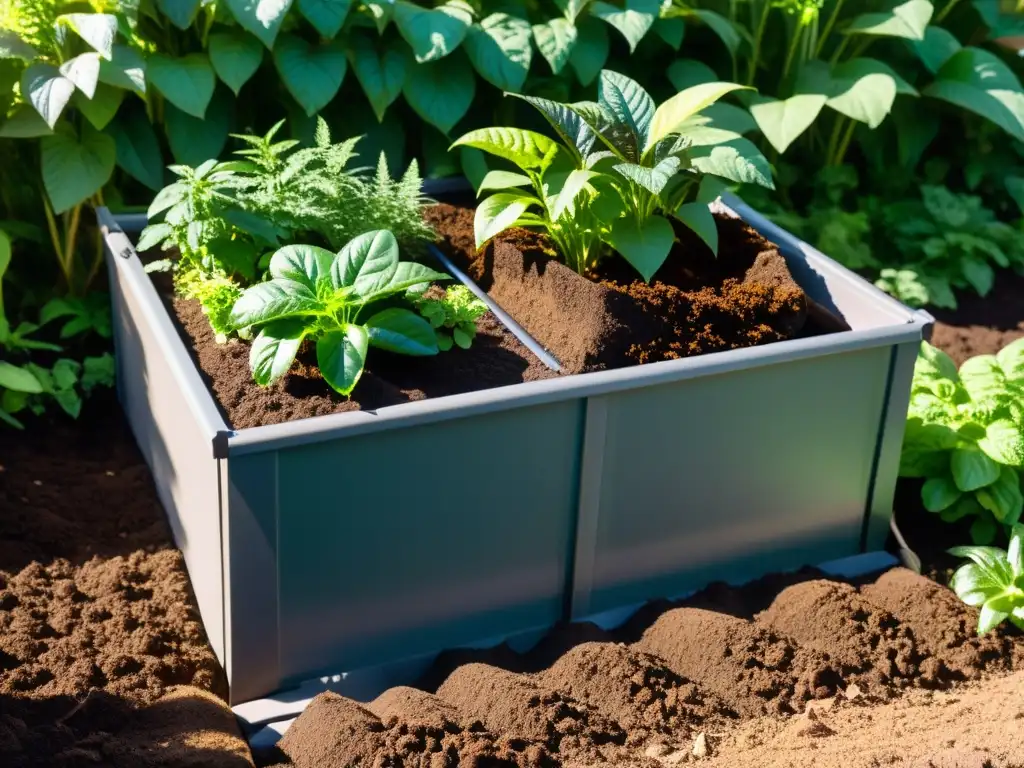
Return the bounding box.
[425,203,810,373]
[928,267,1024,365]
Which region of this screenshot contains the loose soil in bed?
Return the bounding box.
[425,203,816,373]
[0,394,252,767]
[928,268,1024,366]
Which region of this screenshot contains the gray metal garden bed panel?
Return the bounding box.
[98,198,928,705]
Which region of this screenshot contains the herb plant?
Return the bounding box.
[453,70,773,281]
[900,341,1024,545]
[228,230,448,396]
[414,285,488,351]
[950,523,1024,634]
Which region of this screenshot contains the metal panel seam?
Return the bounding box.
[274,450,282,682]
[859,344,900,552]
[569,396,608,620]
[218,457,228,665]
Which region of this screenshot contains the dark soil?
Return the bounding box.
[167,293,557,430]
[425,203,812,373]
[927,267,1024,366]
[0,394,251,767]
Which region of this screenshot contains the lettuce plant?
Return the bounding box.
[453,70,773,281]
[414,285,487,351]
[900,341,1024,544]
[228,230,447,396]
[950,524,1024,634]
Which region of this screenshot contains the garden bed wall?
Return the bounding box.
[98,196,930,705]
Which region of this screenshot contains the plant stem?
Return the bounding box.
[831,119,857,166]
[747,0,772,85]
[64,204,83,294]
[781,22,806,83]
[42,195,67,283]
[816,0,847,57]
[825,115,847,165]
[935,0,962,23]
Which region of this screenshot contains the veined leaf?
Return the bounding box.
[686,127,773,188]
[844,0,933,40]
[269,244,336,289]
[365,307,438,355]
[349,33,407,122]
[452,127,557,170]
[224,0,294,49]
[550,168,597,220]
[675,201,718,254]
[334,229,399,296]
[60,53,102,99]
[230,279,320,327]
[209,31,264,95]
[474,192,536,247]
[42,124,115,214]
[477,169,532,194]
[0,362,42,393]
[251,318,306,385]
[976,467,1024,524]
[394,0,472,63]
[922,476,963,511]
[978,420,1024,467]
[508,93,596,162]
[613,156,680,196]
[74,84,124,130]
[648,81,750,148]
[599,69,655,151]
[99,45,146,95]
[403,53,475,133]
[590,0,659,52]
[0,105,53,138]
[274,35,346,116]
[298,0,353,37]
[147,53,216,118]
[56,14,118,60]
[749,93,827,153]
[318,325,369,394]
[608,215,675,282]
[464,13,532,93]
[952,447,1001,492]
[22,64,75,129]
[533,18,577,74]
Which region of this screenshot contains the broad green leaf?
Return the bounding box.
[654,17,685,49]
[949,542,1014,581]
[599,69,655,150]
[41,124,115,214]
[696,174,727,203]
[508,93,596,162]
[403,53,475,133]
[951,562,1003,606]
[607,214,675,282]
[164,92,232,167]
[667,59,718,90]
[394,0,472,63]
[958,354,1005,401]
[997,337,1024,377]
[474,192,535,247]
[686,127,774,188]
[894,104,939,168]
[648,81,750,147]
[922,475,963,511]
[550,168,597,220]
[978,602,1009,634]
[533,18,577,74]
[689,9,740,53]
[925,79,1024,142]
[0,105,53,138]
[1006,176,1024,217]
[675,201,718,254]
[0,362,42,393]
[274,35,346,116]
[978,420,1024,467]
[251,319,306,385]
[349,34,407,121]
[976,467,1024,524]
[60,53,101,99]
[826,59,908,128]
[148,53,215,118]
[845,0,933,40]
[570,17,609,85]
[317,325,368,395]
[136,223,172,251]
[224,0,294,49]
[1009,525,1024,576]
[700,102,757,135]
[209,31,264,95]
[298,0,353,37]
[74,84,123,130]
[464,13,532,92]
[952,446,1002,492]
[363,0,395,33]
[147,182,187,218]
[56,14,118,60]
[912,26,961,74]
[555,0,587,21]
[477,169,531,194]
[158,0,202,29]
[230,279,319,327]
[269,244,336,289]
[452,127,557,170]
[749,93,827,153]
[333,229,399,296]
[614,157,680,196]
[377,262,449,296]
[961,255,994,295]
[365,307,438,355]
[0,30,37,60]
[590,0,659,52]
[916,340,959,381]
[99,45,146,95]
[22,64,75,129]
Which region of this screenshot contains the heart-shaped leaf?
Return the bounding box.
[533,18,577,74]
[824,59,903,128]
[590,0,659,52]
[224,0,294,49]
[649,81,751,148]
[251,318,306,385]
[0,30,37,60]
[845,0,933,40]
[654,17,685,49]
[686,126,774,188]
[75,83,124,129]
[464,13,532,92]
[912,26,961,74]
[298,0,353,37]
[269,244,336,289]
[274,35,347,116]
[363,0,396,32]
[42,123,116,213]
[570,17,609,85]
[394,0,472,63]
[952,447,1002,492]
[749,93,827,153]
[675,201,718,254]
[349,33,407,122]
[402,52,475,133]
[365,307,438,355]
[147,53,215,118]
[0,105,53,138]
[607,214,675,282]
[99,45,146,95]
[22,64,76,130]
[56,14,118,60]
[209,31,264,95]
[60,53,101,99]
[333,229,399,296]
[158,0,202,29]
[164,90,232,166]
[317,325,368,395]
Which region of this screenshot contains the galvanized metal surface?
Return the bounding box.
[99,198,926,705]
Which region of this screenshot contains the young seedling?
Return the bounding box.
[950,523,1024,634]
[228,230,448,395]
[414,285,488,351]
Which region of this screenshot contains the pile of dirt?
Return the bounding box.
[928,268,1024,365]
[0,396,251,767]
[425,203,811,373]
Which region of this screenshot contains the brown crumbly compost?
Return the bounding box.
[425,203,811,373]
[928,267,1024,366]
[755,579,926,691]
[540,642,737,743]
[435,664,627,760]
[634,607,841,718]
[168,292,557,430]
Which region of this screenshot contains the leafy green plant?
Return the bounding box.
[227,230,448,395]
[900,341,1024,544]
[453,69,773,280]
[414,285,487,351]
[949,523,1024,634]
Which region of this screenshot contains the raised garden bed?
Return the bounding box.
[99,191,928,705]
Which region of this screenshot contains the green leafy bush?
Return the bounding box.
[900,341,1024,544]
[950,523,1024,634]
[454,70,773,280]
[414,285,487,351]
[227,231,448,395]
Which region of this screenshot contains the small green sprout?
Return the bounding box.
[414,285,488,351]
[950,524,1024,635]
